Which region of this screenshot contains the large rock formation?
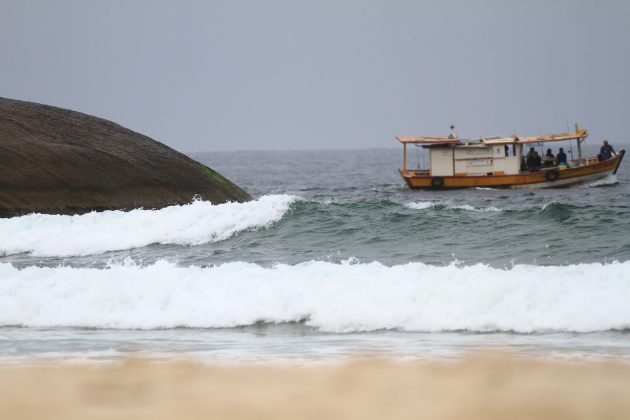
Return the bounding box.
[0,97,251,217]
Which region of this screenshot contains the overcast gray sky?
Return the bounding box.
[2,1,629,152]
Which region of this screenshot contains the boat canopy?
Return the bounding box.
[396,128,588,146]
[517,128,588,144]
[395,135,459,145]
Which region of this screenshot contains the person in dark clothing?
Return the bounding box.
[526,147,536,169]
[600,140,616,160]
[542,149,555,167]
[556,148,567,165]
[533,151,542,169]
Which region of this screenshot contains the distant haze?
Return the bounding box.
[2,0,629,152]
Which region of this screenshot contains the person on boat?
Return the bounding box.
[448,125,457,139]
[533,151,542,169]
[542,149,555,167]
[600,140,616,160]
[556,148,567,165]
[526,147,537,169]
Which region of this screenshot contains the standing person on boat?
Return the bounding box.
[526,147,537,169]
[542,149,555,167]
[448,125,457,139]
[556,148,567,165]
[600,140,616,160]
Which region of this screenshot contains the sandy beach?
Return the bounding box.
[2,355,630,420]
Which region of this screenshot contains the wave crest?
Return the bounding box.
[1,259,629,333]
[0,195,297,257]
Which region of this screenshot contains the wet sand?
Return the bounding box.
[1,355,630,420]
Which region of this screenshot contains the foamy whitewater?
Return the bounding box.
[1,148,629,362]
[0,195,296,257]
[2,260,629,333]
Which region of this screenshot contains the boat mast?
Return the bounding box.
[575,123,583,165]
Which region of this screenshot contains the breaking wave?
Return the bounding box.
[1,259,629,333]
[0,195,297,257]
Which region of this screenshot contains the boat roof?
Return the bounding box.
[396,128,588,146]
[395,135,459,145]
[517,128,588,144]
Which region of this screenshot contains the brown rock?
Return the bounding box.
[0,97,251,217]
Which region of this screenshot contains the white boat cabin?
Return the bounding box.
[429,141,522,177]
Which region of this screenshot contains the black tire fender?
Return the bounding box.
[431,177,445,188]
[545,170,559,182]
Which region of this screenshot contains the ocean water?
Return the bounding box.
[1,147,629,363]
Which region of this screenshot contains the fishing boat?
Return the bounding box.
[396,125,624,189]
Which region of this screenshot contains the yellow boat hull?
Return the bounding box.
[400,151,624,189]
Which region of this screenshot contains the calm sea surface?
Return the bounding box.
[1,146,629,363]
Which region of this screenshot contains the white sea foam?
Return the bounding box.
[585,174,619,188]
[405,202,502,212]
[450,204,502,212]
[0,195,297,257]
[404,201,441,210]
[1,259,629,333]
